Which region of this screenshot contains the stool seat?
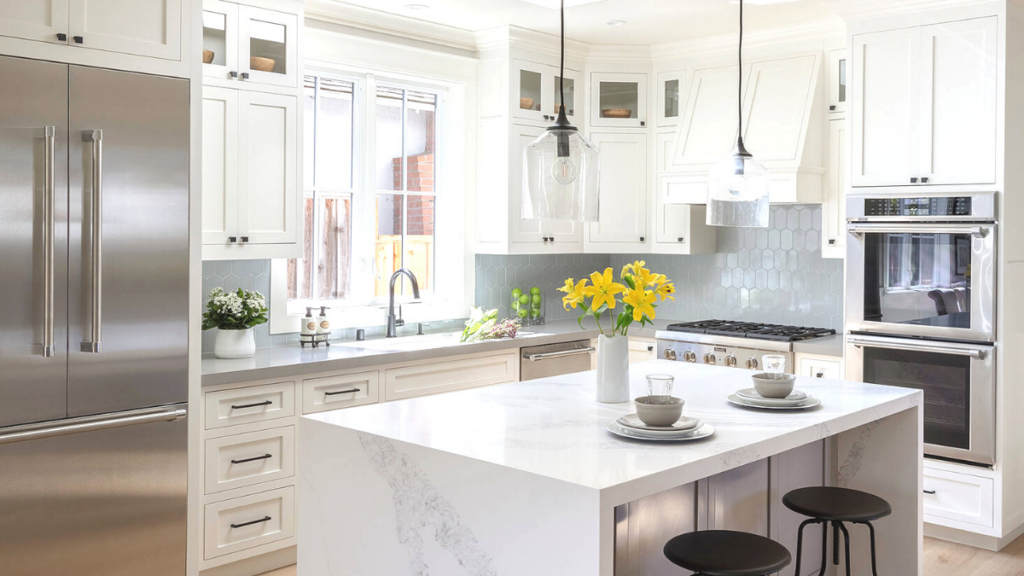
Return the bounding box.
[783,487,892,523]
[663,530,792,576]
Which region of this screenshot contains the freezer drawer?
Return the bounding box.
[0,404,188,576]
[520,340,596,381]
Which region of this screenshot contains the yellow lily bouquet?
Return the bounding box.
[558,260,675,337]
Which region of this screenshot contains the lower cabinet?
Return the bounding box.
[923,461,995,530]
[795,353,844,380]
[384,351,519,401]
[204,486,296,561]
[628,337,658,363]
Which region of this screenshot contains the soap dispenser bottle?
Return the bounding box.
[316,306,331,335]
[301,307,317,337]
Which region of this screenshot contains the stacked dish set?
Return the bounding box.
[726,355,820,410]
[607,374,716,442]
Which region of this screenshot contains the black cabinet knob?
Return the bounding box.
[241,72,249,80]
[640,121,646,127]
[640,236,645,242]
[678,237,685,242]
[921,177,929,183]
[829,239,836,245]
[910,177,919,183]
[229,71,238,79]
[57,33,67,41]
[830,105,837,111]
[240,236,249,243]
[73,35,83,44]
[228,237,237,243]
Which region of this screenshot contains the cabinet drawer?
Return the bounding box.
[628,338,657,363]
[799,357,842,380]
[204,426,295,494]
[385,352,518,401]
[923,467,994,528]
[204,382,295,430]
[302,371,379,414]
[204,486,295,560]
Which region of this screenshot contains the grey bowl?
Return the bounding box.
[634,396,685,427]
[752,373,797,398]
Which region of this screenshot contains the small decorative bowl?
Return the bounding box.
[519,97,535,110]
[752,373,797,399]
[202,49,215,64]
[601,108,632,119]
[635,396,685,427]
[250,57,276,72]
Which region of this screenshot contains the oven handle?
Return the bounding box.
[847,223,990,238]
[848,336,987,359]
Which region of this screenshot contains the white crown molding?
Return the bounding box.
[587,43,652,63]
[305,0,478,54]
[474,25,592,61]
[824,0,996,20]
[650,17,845,60]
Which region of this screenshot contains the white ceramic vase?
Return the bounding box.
[214,328,256,359]
[596,334,630,403]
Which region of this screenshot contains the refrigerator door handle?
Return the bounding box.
[37,126,57,358]
[0,405,186,446]
[81,129,103,353]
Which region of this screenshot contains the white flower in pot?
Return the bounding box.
[202,287,268,359]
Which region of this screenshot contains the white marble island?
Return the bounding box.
[298,360,922,576]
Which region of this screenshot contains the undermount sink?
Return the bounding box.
[336,330,549,352]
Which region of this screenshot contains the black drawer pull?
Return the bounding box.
[231,515,272,529]
[325,388,360,396]
[73,35,83,44]
[231,400,272,410]
[231,453,272,465]
[57,33,67,41]
[923,489,936,495]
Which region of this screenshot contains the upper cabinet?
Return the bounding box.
[657,70,686,127]
[203,0,299,89]
[851,17,997,188]
[0,0,186,75]
[673,64,750,169]
[822,118,847,259]
[828,49,847,115]
[590,72,648,128]
[586,132,648,249]
[513,59,582,125]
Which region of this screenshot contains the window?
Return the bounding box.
[275,72,450,328]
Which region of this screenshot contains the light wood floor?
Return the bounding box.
[257,535,1024,576]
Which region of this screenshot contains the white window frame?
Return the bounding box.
[270,64,468,334]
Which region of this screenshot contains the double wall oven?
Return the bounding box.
[846,193,997,465]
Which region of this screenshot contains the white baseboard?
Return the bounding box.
[925,522,1024,552]
[199,546,296,576]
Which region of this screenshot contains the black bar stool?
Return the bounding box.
[664,530,791,576]
[783,486,892,576]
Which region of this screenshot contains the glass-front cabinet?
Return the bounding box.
[202,1,298,88]
[657,70,686,127]
[512,59,582,125]
[829,49,847,114]
[590,72,647,128]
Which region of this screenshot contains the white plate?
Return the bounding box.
[727,394,821,411]
[733,391,808,407]
[608,421,716,442]
[736,388,807,403]
[618,414,699,433]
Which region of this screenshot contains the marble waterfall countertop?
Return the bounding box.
[304,359,917,495]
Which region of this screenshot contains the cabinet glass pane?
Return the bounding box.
[553,76,576,117]
[599,81,638,119]
[519,69,542,112]
[249,19,287,75]
[838,59,847,103]
[202,10,227,66]
[664,79,680,118]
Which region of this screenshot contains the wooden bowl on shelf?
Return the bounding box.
[250,57,276,72]
[519,97,535,110]
[202,49,215,64]
[601,108,632,119]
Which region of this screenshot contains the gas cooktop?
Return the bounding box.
[665,320,836,343]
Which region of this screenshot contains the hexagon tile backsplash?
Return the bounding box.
[476,205,844,331]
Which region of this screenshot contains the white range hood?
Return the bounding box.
[665,52,824,205]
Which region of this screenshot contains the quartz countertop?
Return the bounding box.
[201,319,677,387]
[304,360,919,492]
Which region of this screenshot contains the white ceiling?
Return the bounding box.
[329,0,841,46]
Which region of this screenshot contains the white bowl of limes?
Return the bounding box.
[511,287,543,324]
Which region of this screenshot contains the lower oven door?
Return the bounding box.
[846,222,996,342]
[847,334,995,465]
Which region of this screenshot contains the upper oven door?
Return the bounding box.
[846,335,995,465]
[847,222,996,342]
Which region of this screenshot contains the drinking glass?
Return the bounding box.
[762,354,787,374]
[646,374,675,404]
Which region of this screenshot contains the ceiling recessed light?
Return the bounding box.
[404,3,429,10]
[518,0,607,9]
[606,20,626,26]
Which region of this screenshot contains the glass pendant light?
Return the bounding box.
[707,0,769,228]
[522,0,600,222]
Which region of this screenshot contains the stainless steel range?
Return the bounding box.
[656,320,837,374]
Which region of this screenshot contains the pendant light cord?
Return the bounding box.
[560,0,565,112]
[737,0,744,144]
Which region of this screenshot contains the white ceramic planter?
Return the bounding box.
[214,328,256,359]
[596,334,630,403]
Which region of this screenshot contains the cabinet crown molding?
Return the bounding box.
[474,25,590,61]
[650,18,845,60]
[825,0,996,20]
[305,0,478,53]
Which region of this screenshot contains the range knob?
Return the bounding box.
[664,349,678,361]
[683,351,697,363]
[704,353,717,365]
[725,355,737,367]
[746,357,759,370]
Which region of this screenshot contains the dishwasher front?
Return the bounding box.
[520,340,596,381]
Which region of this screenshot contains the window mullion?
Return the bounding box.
[311,77,321,300]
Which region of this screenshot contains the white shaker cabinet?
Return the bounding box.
[822,118,846,259]
[586,132,648,249]
[202,86,240,246]
[851,17,997,188]
[512,58,582,126]
[69,0,181,60]
[0,0,68,43]
[202,1,300,89]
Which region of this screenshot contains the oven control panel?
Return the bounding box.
[656,341,794,374]
[864,197,972,217]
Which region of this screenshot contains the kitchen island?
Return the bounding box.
[298,360,922,576]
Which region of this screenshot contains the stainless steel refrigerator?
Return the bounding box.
[0,55,189,575]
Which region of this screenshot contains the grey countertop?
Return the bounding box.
[792,334,845,358]
[201,319,673,387]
